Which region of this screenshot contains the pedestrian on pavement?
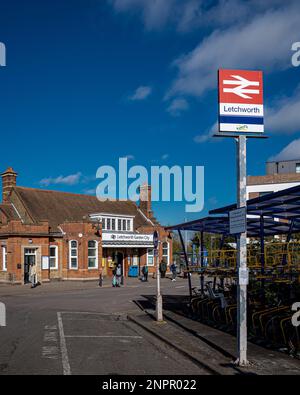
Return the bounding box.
[170,261,177,282]
[159,259,167,278]
[30,262,37,288]
[112,267,117,287]
[141,265,148,282]
[99,271,103,287]
[116,263,122,287]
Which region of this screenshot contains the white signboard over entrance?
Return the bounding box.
[102,232,154,248]
[229,207,247,234]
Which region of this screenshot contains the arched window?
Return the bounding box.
[162,242,169,265]
[88,240,98,269]
[69,240,78,269]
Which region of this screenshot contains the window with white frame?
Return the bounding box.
[69,240,78,269]
[90,214,134,232]
[147,248,154,266]
[49,245,58,270]
[88,240,98,269]
[162,242,169,265]
[2,246,7,271]
[100,215,133,232]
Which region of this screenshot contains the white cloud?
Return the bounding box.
[40,172,82,187]
[265,85,300,135]
[269,139,300,162]
[167,2,300,99]
[110,0,179,30]
[194,122,218,144]
[129,86,152,101]
[166,98,189,116]
[109,0,286,32]
[161,154,169,160]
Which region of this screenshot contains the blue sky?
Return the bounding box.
[0,0,300,226]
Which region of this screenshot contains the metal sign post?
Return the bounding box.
[236,135,248,366]
[214,68,266,366]
[153,231,163,322]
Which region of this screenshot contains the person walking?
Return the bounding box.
[99,270,103,287]
[159,259,167,279]
[112,267,117,287]
[30,262,37,288]
[116,263,122,287]
[170,261,177,282]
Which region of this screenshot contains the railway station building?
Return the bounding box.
[0,168,172,285]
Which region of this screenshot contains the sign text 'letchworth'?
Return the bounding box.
[218,69,264,135]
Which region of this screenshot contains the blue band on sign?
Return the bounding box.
[219,116,264,125]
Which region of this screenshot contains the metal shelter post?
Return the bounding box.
[236,135,248,366]
[200,231,204,295]
[282,219,294,266]
[178,229,192,298]
[259,215,266,304]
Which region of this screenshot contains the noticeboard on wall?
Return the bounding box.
[42,256,49,270]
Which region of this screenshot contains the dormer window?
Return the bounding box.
[90,213,134,232]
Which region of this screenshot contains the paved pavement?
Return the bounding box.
[0,277,208,375]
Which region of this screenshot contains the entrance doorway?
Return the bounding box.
[116,252,124,275]
[24,248,36,284]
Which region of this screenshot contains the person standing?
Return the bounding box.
[142,265,148,282]
[116,263,122,287]
[30,262,37,288]
[159,259,167,279]
[112,267,117,287]
[170,261,177,282]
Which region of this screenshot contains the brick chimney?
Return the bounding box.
[1,167,17,203]
[139,184,152,218]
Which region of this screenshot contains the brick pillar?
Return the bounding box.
[1,167,17,203]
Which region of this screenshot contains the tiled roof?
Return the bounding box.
[0,204,19,220]
[13,186,155,231]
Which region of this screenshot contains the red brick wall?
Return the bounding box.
[0,218,172,284]
[59,221,102,280]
